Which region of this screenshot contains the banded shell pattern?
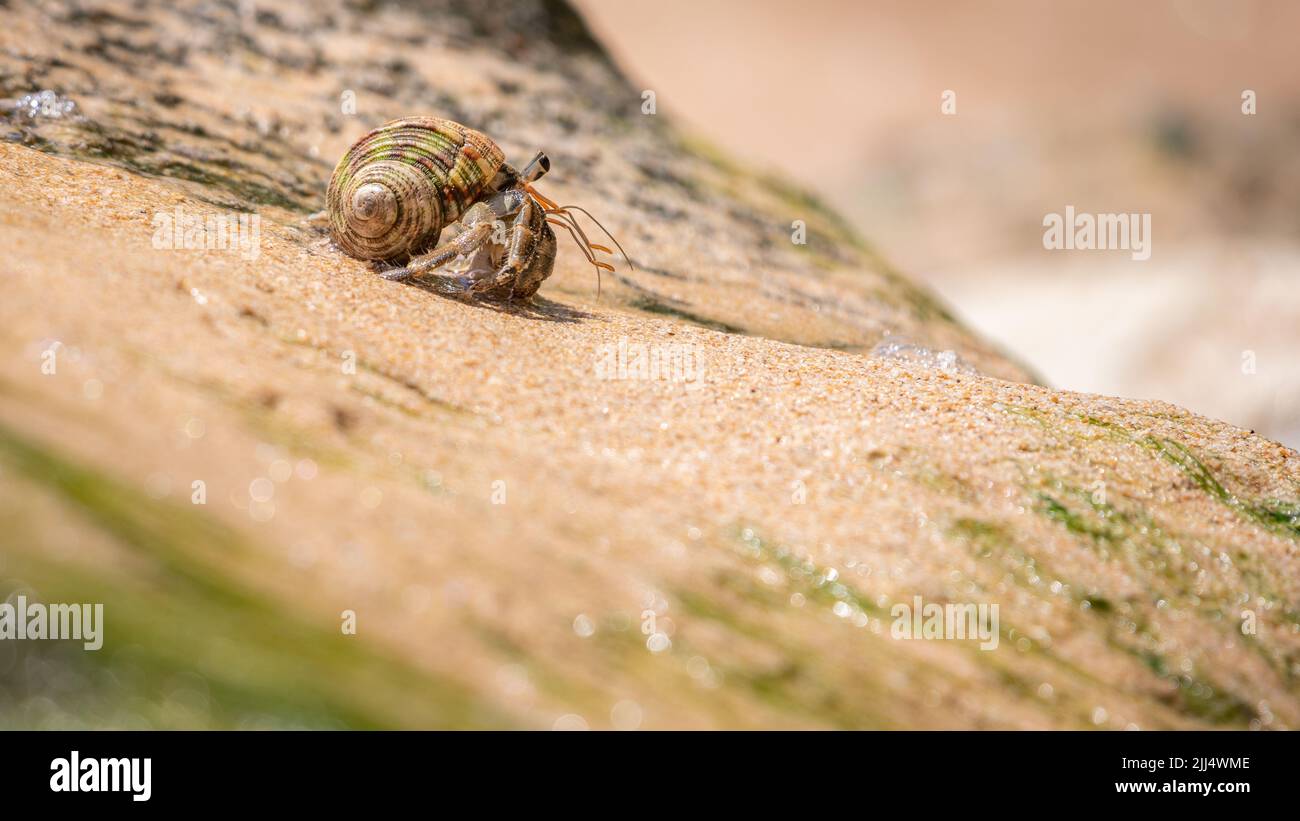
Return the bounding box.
[326,117,506,262]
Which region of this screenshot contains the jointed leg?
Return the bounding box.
[380,221,492,282]
[467,198,552,300]
[380,189,531,283]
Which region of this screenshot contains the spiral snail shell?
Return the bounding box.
[326,116,506,262]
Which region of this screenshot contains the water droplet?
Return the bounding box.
[870,339,977,374]
[9,90,79,119]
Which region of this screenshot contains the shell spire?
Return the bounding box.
[326,117,506,262]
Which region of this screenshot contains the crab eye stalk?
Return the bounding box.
[521,151,550,183]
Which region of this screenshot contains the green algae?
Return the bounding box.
[0,421,510,728]
[1144,436,1300,540]
[1003,404,1300,542]
[948,513,1263,726]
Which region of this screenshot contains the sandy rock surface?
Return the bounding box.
[1,0,1297,729]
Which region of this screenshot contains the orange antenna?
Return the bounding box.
[549,208,605,260]
[524,182,631,300]
[524,182,560,211]
[553,203,632,272]
[547,216,614,299]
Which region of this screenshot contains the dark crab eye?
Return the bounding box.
[521,151,550,183]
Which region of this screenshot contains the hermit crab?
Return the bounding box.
[326,116,626,300]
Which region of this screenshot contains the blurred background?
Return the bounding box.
[576,0,1300,447]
